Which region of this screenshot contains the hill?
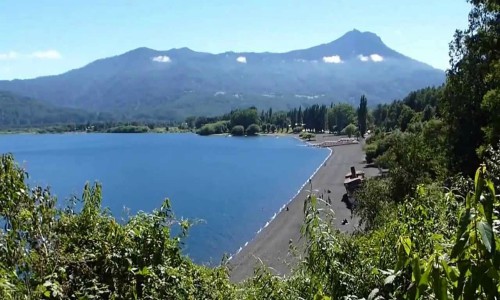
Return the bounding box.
[0,30,445,121]
[0,91,100,128]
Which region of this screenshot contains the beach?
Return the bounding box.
[229,134,378,282]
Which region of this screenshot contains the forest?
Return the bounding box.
[0,0,499,299]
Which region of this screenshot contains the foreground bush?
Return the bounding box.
[1,152,498,299]
[0,154,235,299]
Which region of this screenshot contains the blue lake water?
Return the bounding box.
[0,133,329,264]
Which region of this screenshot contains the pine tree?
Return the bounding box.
[358,95,368,137]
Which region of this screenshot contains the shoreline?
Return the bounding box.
[226,141,332,262]
[228,134,376,282]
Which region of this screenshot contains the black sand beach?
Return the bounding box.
[229,134,378,282]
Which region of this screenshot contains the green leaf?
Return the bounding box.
[463,269,481,299]
[418,256,433,290]
[432,264,448,300]
[483,179,495,224]
[474,166,484,203]
[456,209,471,240]
[384,275,396,285]
[451,231,470,259]
[412,257,422,284]
[441,260,458,284]
[478,221,494,255]
[401,236,412,256]
[367,288,380,300]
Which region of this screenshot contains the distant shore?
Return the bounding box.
[228,134,378,282]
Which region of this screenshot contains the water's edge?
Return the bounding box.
[227,141,333,261]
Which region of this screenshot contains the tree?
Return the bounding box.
[231,125,244,136]
[230,108,259,129]
[246,124,261,136]
[398,105,415,132]
[422,104,434,122]
[441,0,500,175]
[342,124,357,138]
[327,103,356,133]
[358,95,368,137]
[272,112,290,132]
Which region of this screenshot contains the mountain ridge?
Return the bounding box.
[0,30,445,120]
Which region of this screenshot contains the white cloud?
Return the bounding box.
[236,56,247,63]
[323,55,342,64]
[357,54,384,62]
[0,51,19,60]
[31,50,61,59]
[0,50,63,60]
[370,54,384,62]
[152,55,171,63]
[358,55,370,62]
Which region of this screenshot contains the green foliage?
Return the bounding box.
[246,124,261,136]
[372,87,442,131]
[230,108,259,129]
[303,105,328,132]
[342,124,357,138]
[292,126,304,133]
[106,125,150,133]
[0,154,235,299]
[441,0,500,175]
[231,125,245,136]
[299,132,316,141]
[382,165,500,300]
[481,60,500,147]
[377,132,446,201]
[0,91,95,129]
[197,121,229,136]
[354,178,392,230]
[327,103,356,133]
[358,95,368,137]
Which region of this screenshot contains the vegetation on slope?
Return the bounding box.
[0,91,98,128]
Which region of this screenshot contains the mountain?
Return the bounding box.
[0,91,99,128]
[0,30,445,121]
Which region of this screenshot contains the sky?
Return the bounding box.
[0,0,472,80]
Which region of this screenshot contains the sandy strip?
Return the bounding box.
[228,134,377,282]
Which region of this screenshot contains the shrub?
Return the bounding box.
[231,125,244,136]
[197,121,229,136]
[106,125,149,133]
[293,126,304,133]
[299,132,315,141]
[364,143,378,163]
[341,123,357,137]
[0,154,236,299]
[246,124,260,136]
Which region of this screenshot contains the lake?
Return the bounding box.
[0,133,329,264]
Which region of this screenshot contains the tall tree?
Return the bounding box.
[327,103,356,133]
[358,95,368,137]
[441,0,500,175]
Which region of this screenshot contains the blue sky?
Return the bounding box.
[0,0,471,80]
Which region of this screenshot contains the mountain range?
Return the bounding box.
[0,29,445,121]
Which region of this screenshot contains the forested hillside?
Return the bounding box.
[0,91,101,128]
[0,0,499,299]
[0,30,444,121]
